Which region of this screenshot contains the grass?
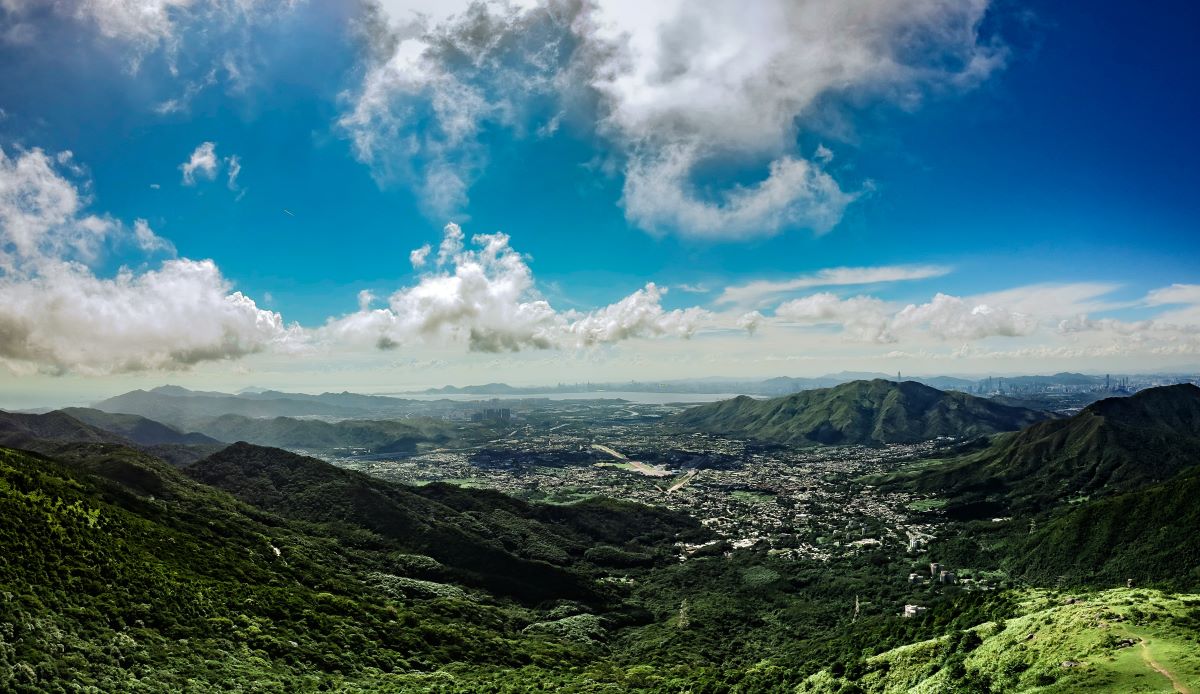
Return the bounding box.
[800,587,1200,693]
[906,498,949,512]
[730,490,775,504]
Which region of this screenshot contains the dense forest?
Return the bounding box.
[2,384,1199,691]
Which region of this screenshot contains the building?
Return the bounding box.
[903,604,928,618]
[471,408,512,422]
[930,562,942,577]
[939,571,957,585]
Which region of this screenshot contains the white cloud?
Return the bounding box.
[0,146,109,271]
[565,283,709,346]
[340,2,573,219]
[0,259,296,374]
[350,0,1003,237]
[2,0,304,69]
[776,292,894,342]
[737,310,764,335]
[0,144,292,374]
[717,264,951,308]
[154,69,217,114]
[179,142,219,185]
[1145,284,1200,307]
[409,243,431,268]
[890,293,1039,341]
[621,149,854,237]
[132,218,175,254]
[319,222,711,353]
[226,154,241,189]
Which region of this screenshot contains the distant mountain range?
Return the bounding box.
[668,379,1049,447]
[405,371,1193,397]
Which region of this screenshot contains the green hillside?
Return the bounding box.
[185,442,702,602]
[802,587,1200,693]
[671,379,1047,447]
[0,441,711,691]
[888,384,1200,513]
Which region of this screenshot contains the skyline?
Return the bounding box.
[1,0,1199,407]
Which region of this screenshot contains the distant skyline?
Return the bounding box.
[1,0,1198,406]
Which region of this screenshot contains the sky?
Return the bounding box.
[0,0,1198,406]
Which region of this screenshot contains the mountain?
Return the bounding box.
[93,388,369,426]
[0,409,128,449]
[1010,468,1200,588]
[893,384,1200,513]
[0,438,705,689]
[60,407,220,446]
[185,413,449,452]
[185,442,703,602]
[670,379,1048,447]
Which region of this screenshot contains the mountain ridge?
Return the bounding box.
[669,379,1049,447]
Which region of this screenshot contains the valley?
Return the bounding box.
[333,402,953,566]
[2,379,1199,692]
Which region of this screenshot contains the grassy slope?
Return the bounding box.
[671,380,1046,447]
[803,588,1200,693]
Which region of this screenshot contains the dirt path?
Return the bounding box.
[1141,639,1190,694]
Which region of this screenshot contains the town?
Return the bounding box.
[330,400,962,569]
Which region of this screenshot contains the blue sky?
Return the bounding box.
[0,0,1198,403]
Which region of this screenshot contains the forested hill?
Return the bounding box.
[0,439,705,690]
[891,383,1200,513]
[670,379,1047,447]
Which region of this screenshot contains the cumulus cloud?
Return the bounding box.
[350,0,1003,236]
[776,292,894,342]
[0,147,109,271]
[764,286,1084,343]
[717,264,951,308]
[180,142,219,185]
[0,260,297,374]
[890,293,1038,341]
[737,311,764,335]
[319,222,712,352]
[0,144,291,374]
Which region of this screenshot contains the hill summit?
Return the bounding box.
[670,379,1047,447]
